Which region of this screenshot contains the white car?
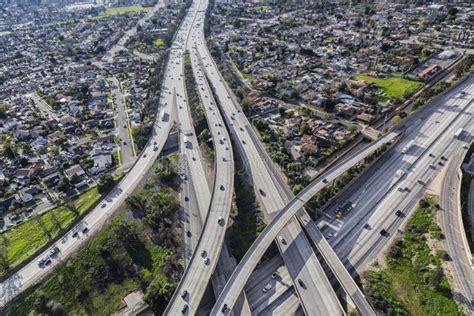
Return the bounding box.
[217,216,225,226]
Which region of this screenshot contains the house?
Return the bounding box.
[64,164,86,180]
[89,154,113,174]
[302,143,319,155]
[19,185,42,203]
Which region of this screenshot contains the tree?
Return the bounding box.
[241,95,253,113]
[447,7,458,16]
[2,144,15,159]
[57,177,71,192]
[144,277,173,311]
[97,174,114,193]
[278,106,286,118]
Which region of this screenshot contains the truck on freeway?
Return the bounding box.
[454,128,463,139]
[160,109,167,122]
[402,140,415,154]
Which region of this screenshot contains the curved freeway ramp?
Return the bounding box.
[211,131,398,314]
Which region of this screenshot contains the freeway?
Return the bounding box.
[325,76,474,274]
[166,1,249,313]
[0,2,194,309]
[164,1,236,314]
[437,138,473,311]
[191,1,346,314]
[187,29,251,314]
[297,211,375,315]
[210,130,397,314]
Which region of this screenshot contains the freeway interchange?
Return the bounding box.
[2,0,473,314]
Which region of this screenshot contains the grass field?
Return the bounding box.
[154,38,165,46]
[104,5,153,15]
[0,187,101,272]
[8,215,171,316]
[353,74,423,99]
[364,196,461,315]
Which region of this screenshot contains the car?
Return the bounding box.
[192,157,196,161]
[364,223,371,229]
[217,216,225,225]
[186,230,192,237]
[278,236,286,244]
[123,125,126,128]
[204,257,210,265]
[322,178,328,183]
[37,258,45,267]
[181,304,188,314]
[441,156,448,161]
[429,164,436,169]
[154,146,158,151]
[262,284,272,293]
[72,232,79,238]
[298,279,306,289]
[101,203,106,208]
[404,187,411,192]
[271,272,279,279]
[380,229,389,237]
[143,154,147,158]
[417,179,425,185]
[49,247,59,257]
[220,185,225,191]
[221,304,229,313]
[325,233,333,240]
[395,210,404,217]
[82,227,89,234]
[44,257,52,265]
[259,188,266,196]
[123,141,127,145]
[184,196,189,202]
[219,139,224,144]
[201,250,207,258]
[429,153,435,157]
[397,187,404,192]
[438,161,445,166]
[181,290,188,299]
[240,127,244,131]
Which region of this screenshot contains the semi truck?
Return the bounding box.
[160,109,167,122]
[454,128,463,139]
[402,140,415,154]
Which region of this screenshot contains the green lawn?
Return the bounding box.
[104,5,153,15]
[353,74,423,99]
[8,215,171,316]
[0,187,101,273]
[153,38,165,46]
[364,196,462,315]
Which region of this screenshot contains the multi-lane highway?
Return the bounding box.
[0,1,193,308]
[326,76,474,273]
[164,2,236,314]
[210,129,397,314]
[188,1,351,315]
